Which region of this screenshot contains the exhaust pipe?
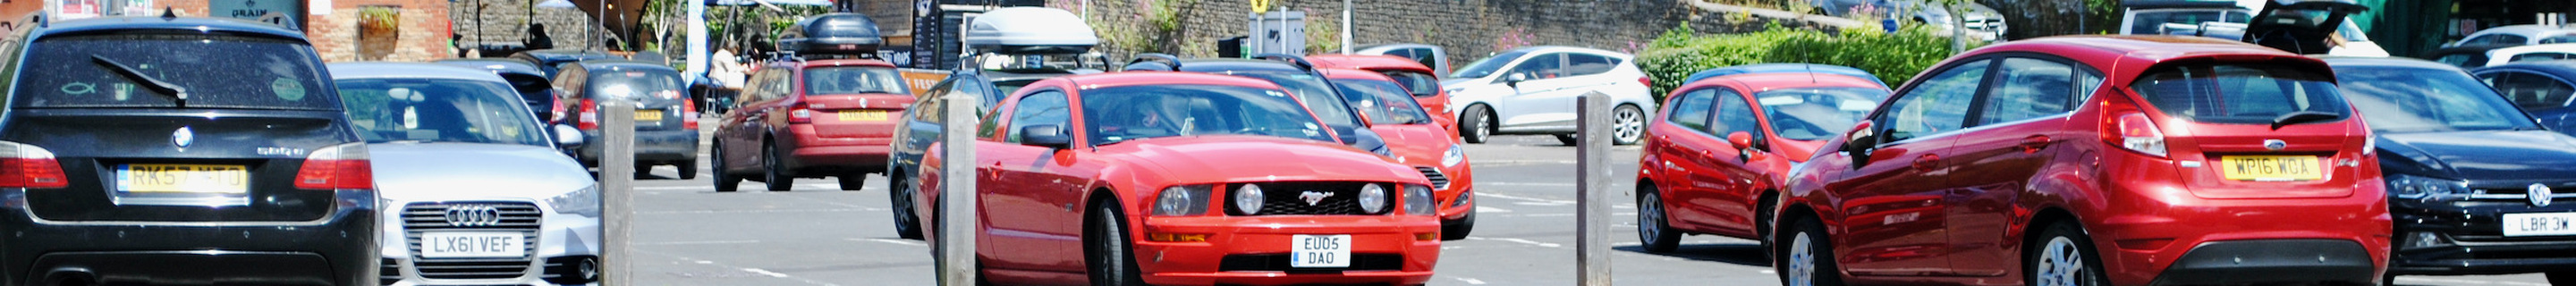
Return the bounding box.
[42,268,95,286]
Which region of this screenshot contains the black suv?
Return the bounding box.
[0,16,377,285]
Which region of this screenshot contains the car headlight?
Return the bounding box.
[1359,183,1389,214]
[1153,185,1213,216]
[1441,144,1466,167]
[1233,184,1266,215]
[549,185,601,217]
[2389,173,2468,203]
[1403,184,1436,215]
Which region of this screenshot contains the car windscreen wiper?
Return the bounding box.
[2270,111,2343,130]
[91,55,189,107]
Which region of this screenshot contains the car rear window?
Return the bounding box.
[1381,71,1442,97]
[584,70,683,99]
[802,66,909,95]
[2131,63,2349,125]
[13,34,334,110]
[2335,66,2537,133]
[1328,78,1432,125]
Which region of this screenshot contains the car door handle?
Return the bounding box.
[2020,135,2050,154]
[1912,154,1940,172]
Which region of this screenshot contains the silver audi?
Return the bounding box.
[333,63,603,286]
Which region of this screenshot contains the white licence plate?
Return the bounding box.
[419,231,525,258]
[2503,213,2576,237]
[1290,234,1352,268]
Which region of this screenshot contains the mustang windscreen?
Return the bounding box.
[16,34,333,109]
[1082,85,1335,146]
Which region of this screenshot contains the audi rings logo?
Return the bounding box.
[445,205,504,227]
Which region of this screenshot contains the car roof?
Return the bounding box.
[1053,72,1286,91]
[1318,68,1398,81]
[572,60,679,72]
[1677,72,1884,94]
[1496,46,1634,58]
[32,16,308,42]
[515,49,620,61]
[1684,63,1886,87]
[2466,25,2573,38]
[1174,59,1308,73]
[2318,56,2463,71]
[2474,60,2576,80]
[1973,35,2301,64]
[2491,44,2576,56]
[432,59,545,76]
[328,62,511,82]
[774,58,898,69]
[1306,55,1435,74]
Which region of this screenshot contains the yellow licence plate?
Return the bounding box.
[635,109,664,122]
[116,164,250,194]
[2219,156,2323,181]
[838,110,889,122]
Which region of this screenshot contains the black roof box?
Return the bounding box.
[779,13,884,56]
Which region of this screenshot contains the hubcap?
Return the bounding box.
[1639,192,1662,242]
[2036,236,2086,286]
[1614,107,1644,142]
[1788,231,1817,286]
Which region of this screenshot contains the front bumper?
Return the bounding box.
[1135,215,1441,286]
[379,199,601,286]
[0,189,379,286]
[577,129,699,164]
[2388,200,2576,275]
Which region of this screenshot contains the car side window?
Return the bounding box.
[1876,59,1988,144]
[2485,72,2576,109]
[912,79,955,122]
[1005,90,1071,143]
[1713,88,1763,143]
[2510,53,2576,63]
[1977,57,2079,125]
[1509,53,1564,80]
[1408,48,1439,71]
[2470,34,2529,46]
[735,71,767,104]
[1666,88,1715,132]
[1564,54,1618,77]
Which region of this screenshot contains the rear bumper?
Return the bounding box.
[2388,202,2576,275]
[0,189,379,286]
[2089,175,2390,285]
[1134,215,1441,286]
[2146,240,2378,285]
[783,125,893,172]
[577,130,699,163]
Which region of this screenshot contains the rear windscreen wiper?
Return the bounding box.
[91,55,189,107]
[2270,111,2343,130]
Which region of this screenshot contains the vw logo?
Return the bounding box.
[2262,139,2287,151]
[172,127,194,148]
[445,205,504,227]
[2532,183,2555,207]
[1300,191,1333,206]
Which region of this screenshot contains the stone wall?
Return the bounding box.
[449,0,606,55]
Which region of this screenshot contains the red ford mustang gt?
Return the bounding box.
[916,72,1442,286]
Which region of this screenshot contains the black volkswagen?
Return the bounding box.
[0,15,377,285]
[2327,56,2576,284]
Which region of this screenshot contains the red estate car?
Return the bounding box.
[1772,36,2389,285]
[711,58,912,191]
[916,72,1441,286]
[1309,55,1458,131]
[1321,68,1479,240]
[1635,72,1888,252]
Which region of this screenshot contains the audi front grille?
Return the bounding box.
[402,201,543,280]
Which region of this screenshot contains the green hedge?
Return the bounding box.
[1638,22,1979,100]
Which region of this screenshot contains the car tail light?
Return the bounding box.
[2105,112,2167,157]
[788,103,813,123]
[682,98,701,130]
[1639,77,1653,87]
[577,98,599,130]
[0,140,67,189]
[293,142,373,190]
[548,100,569,124]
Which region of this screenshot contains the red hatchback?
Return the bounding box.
[1309,55,1458,131]
[712,59,913,191]
[1635,72,1888,252]
[1772,36,2388,285]
[916,72,1441,286]
[1321,68,1479,240]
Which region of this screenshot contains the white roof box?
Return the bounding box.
[964,7,1098,55]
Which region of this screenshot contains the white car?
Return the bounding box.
[1443,46,1656,145]
[2447,24,2576,47]
[2436,43,2576,68]
[332,63,603,286]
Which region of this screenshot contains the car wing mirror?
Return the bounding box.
[1504,73,1528,88]
[1330,125,1363,146]
[1841,122,1876,155]
[1727,131,1758,162]
[552,124,586,148]
[1021,124,1074,148]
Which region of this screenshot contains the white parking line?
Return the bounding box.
[1453,277,1489,284]
[636,185,709,190]
[1475,206,1513,213]
[1479,193,1575,205]
[1464,237,1563,248]
[741,268,792,278]
[635,240,760,246]
[858,238,928,246]
[639,208,875,214]
[1481,181,1578,187]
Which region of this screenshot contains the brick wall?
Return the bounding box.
[308,0,451,62]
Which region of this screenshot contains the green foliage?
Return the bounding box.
[1637,22,1979,100]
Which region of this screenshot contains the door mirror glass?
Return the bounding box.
[1020,124,1073,148]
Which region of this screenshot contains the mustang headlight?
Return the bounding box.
[2389,173,2468,203]
[1233,184,1266,215]
[1153,185,1214,216]
[1403,184,1436,215]
[1441,144,1466,167]
[1359,183,1389,214]
[549,185,601,217]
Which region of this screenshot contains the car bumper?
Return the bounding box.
[2091,177,2389,285]
[578,130,699,163]
[0,189,378,286]
[783,125,893,172]
[1134,215,1441,286]
[2388,201,2576,275]
[379,199,602,286]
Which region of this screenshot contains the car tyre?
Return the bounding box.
[890,172,924,240]
[765,144,794,191]
[1441,202,1476,240]
[1638,185,1682,253]
[1462,105,1493,144]
[1612,105,1645,145]
[2028,222,2110,286]
[1088,200,1148,286]
[1554,133,1580,146]
[1777,216,1843,286]
[839,172,868,191]
[678,159,699,180]
[635,164,655,179]
[2547,271,2575,285]
[712,143,740,192]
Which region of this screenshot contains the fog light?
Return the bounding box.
[1416,232,1440,241]
[579,257,599,281]
[2407,231,2445,249]
[1148,232,1209,242]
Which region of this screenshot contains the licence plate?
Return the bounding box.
[114,164,249,194]
[1290,234,1352,268]
[838,110,889,122]
[635,109,665,122]
[2504,212,2576,237]
[2218,156,2322,181]
[419,231,526,258]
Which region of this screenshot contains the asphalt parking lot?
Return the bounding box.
[618,125,2555,285]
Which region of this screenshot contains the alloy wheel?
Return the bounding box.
[1640,192,1665,244]
[2035,236,2087,286]
[1787,231,1818,286]
[1612,105,1645,144]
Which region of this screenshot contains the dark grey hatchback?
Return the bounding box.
[0,16,377,286]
